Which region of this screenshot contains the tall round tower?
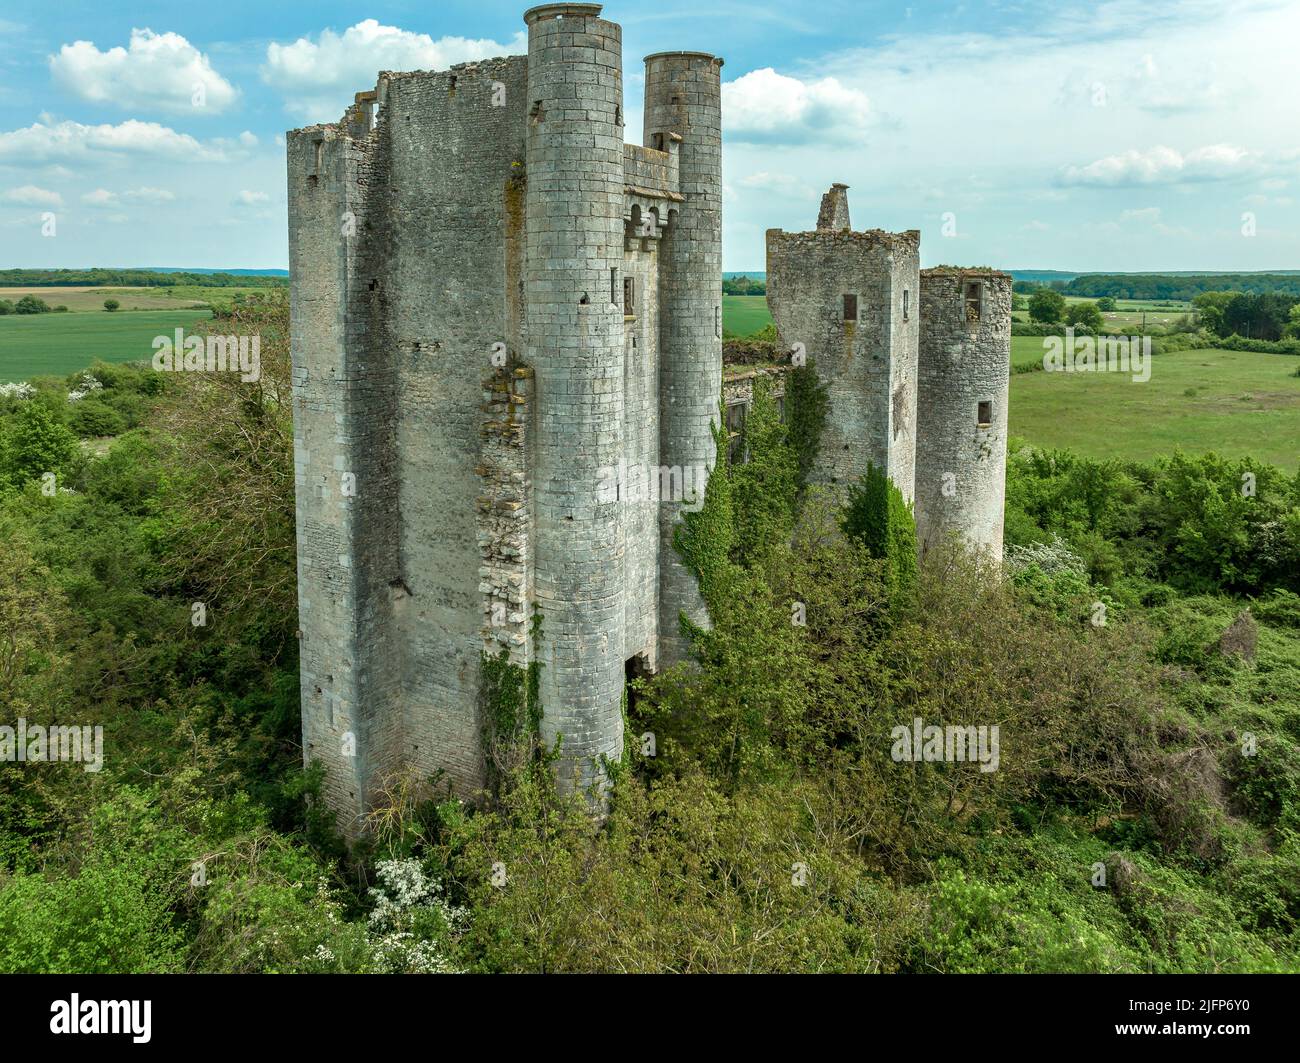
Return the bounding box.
[524,3,627,792]
[914,269,1012,559]
[643,49,724,668]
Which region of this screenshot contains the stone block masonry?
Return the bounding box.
[288,3,722,834]
[766,187,1011,553]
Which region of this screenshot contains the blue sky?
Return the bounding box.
[1,0,1297,271]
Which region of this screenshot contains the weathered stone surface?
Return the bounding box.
[288,3,721,835]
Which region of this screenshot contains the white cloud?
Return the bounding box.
[723,68,871,145]
[739,171,815,197]
[81,188,118,206]
[239,130,258,147]
[1061,144,1252,186]
[1120,206,1161,221]
[3,184,63,206]
[0,119,226,163]
[50,28,238,115]
[263,20,526,121]
[123,186,174,202]
[235,189,270,206]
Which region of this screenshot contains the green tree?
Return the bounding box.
[1096,297,1117,312]
[1028,288,1066,324]
[842,462,918,604]
[1066,301,1104,330]
[103,298,120,312]
[0,401,78,489]
[14,295,50,315]
[730,375,798,569]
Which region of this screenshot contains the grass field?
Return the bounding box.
[1010,346,1300,470]
[1011,296,1193,330]
[0,286,212,313]
[723,295,773,336]
[0,308,212,381]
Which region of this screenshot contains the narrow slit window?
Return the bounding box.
[903,289,910,321]
[965,282,981,322]
[312,139,324,176]
[843,293,858,322]
[610,268,618,306]
[977,400,992,427]
[623,276,635,317]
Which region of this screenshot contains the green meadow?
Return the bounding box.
[0,308,212,381]
[1010,344,1300,470]
[722,294,773,336]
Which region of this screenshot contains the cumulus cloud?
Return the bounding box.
[263,20,526,121]
[0,119,226,163]
[123,186,174,202]
[2,184,63,206]
[1061,144,1252,186]
[234,189,270,206]
[723,68,872,144]
[49,29,238,114]
[739,171,816,198]
[81,188,117,206]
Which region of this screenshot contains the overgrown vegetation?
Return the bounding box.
[0,291,1297,973]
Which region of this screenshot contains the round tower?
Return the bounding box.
[643,49,724,668]
[914,269,1012,559]
[524,3,626,793]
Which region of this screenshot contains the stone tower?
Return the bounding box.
[913,269,1013,558]
[763,186,1012,551]
[766,187,921,498]
[287,3,723,834]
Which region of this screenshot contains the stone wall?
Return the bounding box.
[766,211,920,499]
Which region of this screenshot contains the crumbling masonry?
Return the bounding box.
[766,184,1011,555]
[289,6,1009,834]
[288,3,721,832]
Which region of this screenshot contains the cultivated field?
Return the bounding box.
[1010,345,1300,469]
[0,308,213,381]
[0,286,211,313]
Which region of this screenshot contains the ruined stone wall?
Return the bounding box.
[622,229,660,666]
[377,57,532,799]
[644,50,724,668]
[766,225,920,499]
[288,118,401,834]
[914,269,1012,558]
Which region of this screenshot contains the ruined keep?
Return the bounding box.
[766,186,1011,553]
[287,2,722,833]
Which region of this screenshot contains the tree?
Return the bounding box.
[1028,288,1066,324]
[14,295,50,315]
[1011,294,1028,311]
[1096,297,1117,312]
[842,462,917,605]
[103,299,120,312]
[1065,301,1104,331]
[0,401,78,489]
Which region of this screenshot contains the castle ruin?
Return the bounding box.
[287,4,1010,834]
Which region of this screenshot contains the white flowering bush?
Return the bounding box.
[1003,535,1087,577]
[364,858,466,973]
[0,381,34,400]
[67,372,104,402]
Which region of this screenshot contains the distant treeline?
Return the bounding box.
[0,269,289,289]
[1062,274,1300,300]
[723,275,766,295]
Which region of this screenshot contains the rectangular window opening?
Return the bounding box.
[965,283,982,322]
[843,293,858,322]
[903,289,910,321]
[623,276,636,318]
[610,268,618,306]
[977,400,992,427]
